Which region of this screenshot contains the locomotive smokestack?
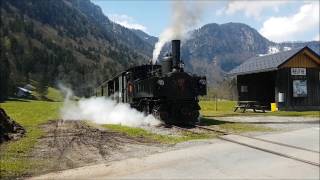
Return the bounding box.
[172,40,181,69]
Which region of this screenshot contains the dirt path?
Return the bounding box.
[27,116,319,177]
[215,116,320,133]
[30,127,320,179]
[28,120,168,176]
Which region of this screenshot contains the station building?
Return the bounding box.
[229,46,320,111]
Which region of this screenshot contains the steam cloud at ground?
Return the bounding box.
[58,85,162,127]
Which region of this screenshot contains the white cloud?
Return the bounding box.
[314,34,320,41]
[224,1,288,19]
[109,14,148,32]
[259,2,319,42]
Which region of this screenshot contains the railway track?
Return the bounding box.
[171,125,202,135]
[175,125,320,167]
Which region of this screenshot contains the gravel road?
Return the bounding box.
[30,127,320,180]
[26,115,320,178]
[215,116,320,132]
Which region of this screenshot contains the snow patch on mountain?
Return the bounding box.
[268,46,280,54]
[283,46,292,51]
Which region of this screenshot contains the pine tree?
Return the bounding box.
[0,57,10,101]
[37,73,49,99]
[36,61,49,99]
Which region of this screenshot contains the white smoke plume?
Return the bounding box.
[58,83,73,102]
[59,85,162,127]
[152,1,205,63]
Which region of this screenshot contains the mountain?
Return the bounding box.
[183,23,272,71]
[183,23,319,69]
[0,0,153,99]
[160,23,319,84]
[1,0,319,100]
[275,41,320,54]
[131,29,158,47]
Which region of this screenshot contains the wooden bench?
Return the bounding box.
[234,101,267,113]
[253,105,268,113]
[233,105,246,112]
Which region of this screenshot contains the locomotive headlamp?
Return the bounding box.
[199,79,206,85]
[157,79,165,86]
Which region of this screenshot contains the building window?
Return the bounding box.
[241,85,248,93]
[293,80,307,97]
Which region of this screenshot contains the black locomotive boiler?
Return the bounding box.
[96,40,207,124]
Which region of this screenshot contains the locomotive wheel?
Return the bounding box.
[180,108,199,125]
[152,105,161,119]
[140,100,150,115]
[142,105,149,116]
[192,110,200,124]
[152,105,168,121]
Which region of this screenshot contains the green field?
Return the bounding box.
[0,98,317,178]
[199,118,273,133]
[200,100,320,117]
[103,124,213,144]
[0,100,62,178]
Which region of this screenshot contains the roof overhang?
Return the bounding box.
[277,46,320,68]
[228,67,278,76]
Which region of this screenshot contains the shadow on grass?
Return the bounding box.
[4,98,31,102]
[3,97,62,103]
[199,117,234,126]
[200,117,319,125]
[234,121,320,124]
[40,96,55,102]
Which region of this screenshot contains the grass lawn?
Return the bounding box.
[46,87,64,102]
[0,100,62,178]
[103,124,213,144]
[102,117,274,144]
[0,98,316,178]
[32,86,64,102]
[200,100,320,117]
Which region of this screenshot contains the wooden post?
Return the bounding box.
[215,95,218,111]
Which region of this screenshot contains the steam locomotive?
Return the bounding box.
[96,40,207,124]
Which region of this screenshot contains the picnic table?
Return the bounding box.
[234,101,267,113]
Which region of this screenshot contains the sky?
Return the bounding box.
[92,0,319,43]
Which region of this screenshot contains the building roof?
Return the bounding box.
[23,84,35,91]
[228,46,319,76]
[17,87,32,93]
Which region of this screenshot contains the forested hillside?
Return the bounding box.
[1,0,319,101]
[131,29,158,46]
[0,0,153,100]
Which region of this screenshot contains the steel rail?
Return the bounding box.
[171,125,202,135]
[174,125,320,167]
[194,125,319,153]
[218,135,320,167]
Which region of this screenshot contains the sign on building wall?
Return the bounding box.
[291,68,306,76]
[293,80,307,97]
[241,85,248,93]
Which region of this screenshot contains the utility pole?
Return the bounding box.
[215,95,218,111]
